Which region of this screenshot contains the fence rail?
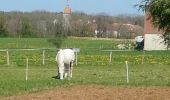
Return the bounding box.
[0,48,57,51]
[0,48,170,66]
[0,48,80,66]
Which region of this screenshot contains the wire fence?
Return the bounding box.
[0,48,170,84]
[0,48,170,67]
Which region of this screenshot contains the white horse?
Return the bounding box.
[56,49,75,80]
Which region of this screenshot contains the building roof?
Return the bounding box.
[112,23,143,34]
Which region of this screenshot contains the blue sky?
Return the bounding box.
[0,0,143,16]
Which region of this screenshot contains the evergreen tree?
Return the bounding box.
[0,15,8,37]
[19,17,34,37]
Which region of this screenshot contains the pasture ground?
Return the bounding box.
[0,38,170,99]
[2,85,170,100]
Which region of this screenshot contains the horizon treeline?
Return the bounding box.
[0,11,144,38]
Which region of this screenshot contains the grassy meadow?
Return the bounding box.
[0,37,170,97]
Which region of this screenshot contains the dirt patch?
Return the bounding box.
[2,85,170,100]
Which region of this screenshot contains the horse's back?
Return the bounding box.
[63,49,75,63]
[56,49,75,64]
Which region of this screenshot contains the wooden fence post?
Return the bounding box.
[109,51,112,64]
[6,49,9,65]
[42,49,45,65]
[26,58,28,81]
[75,52,78,66]
[125,61,129,83]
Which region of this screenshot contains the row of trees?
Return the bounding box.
[0,13,35,37]
[0,11,144,38]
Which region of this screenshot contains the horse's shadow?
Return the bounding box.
[52,76,60,79]
[52,75,71,80]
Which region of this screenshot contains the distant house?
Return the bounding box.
[111,23,143,39]
[143,12,168,50]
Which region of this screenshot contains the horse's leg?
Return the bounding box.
[60,72,64,80]
[64,64,68,78]
[57,64,62,79]
[68,62,71,80]
[59,63,64,80]
[57,67,60,79]
[56,63,59,78]
[70,61,73,78]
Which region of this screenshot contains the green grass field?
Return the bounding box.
[0,37,170,97]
